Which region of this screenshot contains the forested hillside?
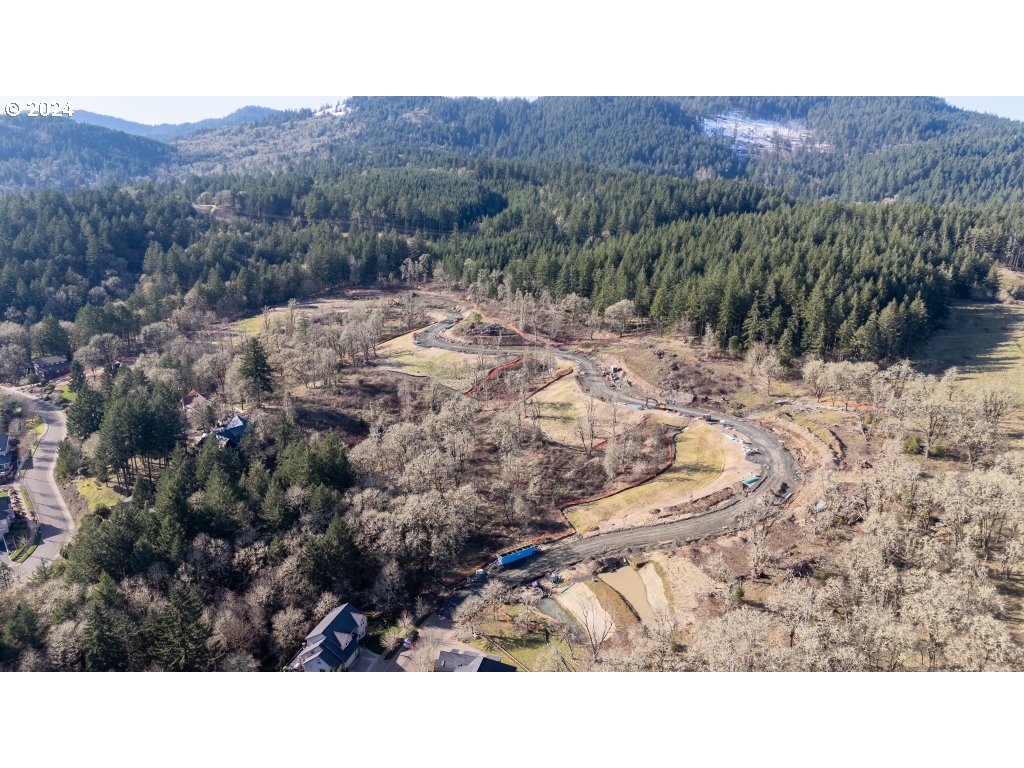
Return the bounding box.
[0,159,1013,364]
[9,96,1024,205]
[0,116,175,194]
[0,186,207,322]
[175,96,1024,205]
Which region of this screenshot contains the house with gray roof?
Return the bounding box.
[0,491,13,538]
[180,389,210,411]
[210,414,248,447]
[0,435,13,478]
[288,603,368,672]
[434,649,516,672]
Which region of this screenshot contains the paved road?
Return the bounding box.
[415,316,801,582]
[1,386,75,578]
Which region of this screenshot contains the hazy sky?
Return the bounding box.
[59,96,1024,125]
[944,96,1024,121]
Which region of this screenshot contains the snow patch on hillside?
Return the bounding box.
[703,113,828,154]
[315,102,352,118]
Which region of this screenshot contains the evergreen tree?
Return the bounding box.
[238,338,274,407]
[83,573,133,671]
[153,583,219,672]
[35,316,72,358]
[2,601,43,654]
[66,385,105,439]
[300,515,362,592]
[68,360,86,392]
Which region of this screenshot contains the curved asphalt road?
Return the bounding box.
[415,317,801,583]
[1,386,74,578]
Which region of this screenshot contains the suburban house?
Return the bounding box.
[434,649,516,672]
[180,389,210,411]
[288,604,368,672]
[32,356,70,381]
[210,414,248,447]
[0,435,13,479]
[0,491,12,538]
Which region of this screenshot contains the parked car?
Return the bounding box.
[402,630,419,649]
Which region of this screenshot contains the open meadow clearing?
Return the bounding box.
[470,604,577,671]
[75,477,125,513]
[915,300,1024,439]
[227,292,394,336]
[916,301,1024,399]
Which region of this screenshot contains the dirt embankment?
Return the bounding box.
[59,480,90,526]
[757,412,837,474]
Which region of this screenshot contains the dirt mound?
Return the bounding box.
[452,320,526,347]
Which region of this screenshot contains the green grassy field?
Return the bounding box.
[472,605,576,671]
[75,478,124,513]
[57,383,77,403]
[377,331,481,387]
[230,316,265,335]
[915,302,1024,401]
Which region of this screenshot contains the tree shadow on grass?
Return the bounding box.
[917,303,1024,380]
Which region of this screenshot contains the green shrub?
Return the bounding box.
[904,435,922,454]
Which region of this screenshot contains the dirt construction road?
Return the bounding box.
[415,316,800,583]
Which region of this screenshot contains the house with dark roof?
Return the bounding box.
[32,356,70,381]
[288,604,368,672]
[434,649,516,672]
[180,389,210,411]
[0,491,12,537]
[0,435,13,478]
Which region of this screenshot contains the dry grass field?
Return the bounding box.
[915,300,1024,441]
[228,294,393,335]
[376,331,485,390]
[566,421,738,535]
[528,371,643,445]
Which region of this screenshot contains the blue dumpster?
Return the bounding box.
[496,544,538,566]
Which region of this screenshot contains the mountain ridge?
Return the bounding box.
[72,105,284,141]
[6,96,1024,205]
